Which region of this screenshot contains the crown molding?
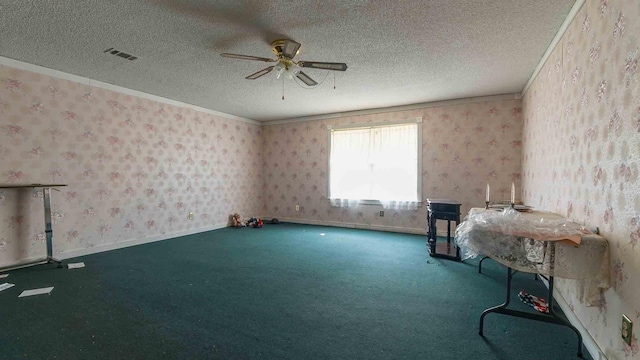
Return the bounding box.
[521,0,586,96]
[0,55,260,125]
[264,93,521,125]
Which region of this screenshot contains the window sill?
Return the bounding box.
[359,200,382,206]
[327,199,423,208]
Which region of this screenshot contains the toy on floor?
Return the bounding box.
[518,290,549,313]
[246,217,263,228]
[230,213,245,228]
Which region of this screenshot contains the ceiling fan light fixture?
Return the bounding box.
[289,64,300,76]
[274,62,286,74]
[274,62,301,80]
[284,71,294,80]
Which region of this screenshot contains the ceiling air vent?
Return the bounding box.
[104,48,138,61]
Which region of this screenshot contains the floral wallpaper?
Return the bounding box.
[262,99,523,234]
[3,1,636,357]
[0,64,524,280]
[523,0,640,358]
[0,64,263,266]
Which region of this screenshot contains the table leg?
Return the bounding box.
[455,226,460,259]
[546,276,583,357]
[479,266,513,335]
[43,188,62,268]
[479,267,584,358]
[478,256,491,273]
[427,212,437,256]
[446,220,451,253]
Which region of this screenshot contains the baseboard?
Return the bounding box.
[540,278,605,360]
[4,220,426,267]
[0,257,50,272]
[57,222,229,260]
[271,217,427,235]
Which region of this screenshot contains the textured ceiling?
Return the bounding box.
[0,0,576,122]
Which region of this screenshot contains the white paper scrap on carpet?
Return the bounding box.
[68,262,85,269]
[0,273,8,278]
[319,233,325,236]
[19,287,54,297]
[0,283,15,292]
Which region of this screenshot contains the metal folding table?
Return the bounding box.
[0,184,67,270]
[455,208,610,358]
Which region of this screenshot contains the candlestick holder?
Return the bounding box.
[510,201,515,209]
[485,201,490,209]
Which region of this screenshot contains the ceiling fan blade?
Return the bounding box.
[296,71,318,86]
[246,66,274,80]
[221,53,276,62]
[281,40,301,59]
[298,61,348,71]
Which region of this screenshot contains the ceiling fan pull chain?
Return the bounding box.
[333,73,336,89]
[282,77,285,100]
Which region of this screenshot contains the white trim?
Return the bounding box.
[330,117,423,131]
[326,199,423,208]
[2,220,440,269]
[0,257,49,272]
[270,217,427,235]
[0,55,260,125]
[357,200,384,206]
[416,120,423,200]
[540,278,605,360]
[56,222,229,260]
[326,125,332,198]
[265,93,521,125]
[521,0,586,95]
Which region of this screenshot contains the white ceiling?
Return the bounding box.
[0,0,576,122]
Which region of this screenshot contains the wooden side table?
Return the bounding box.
[426,199,461,261]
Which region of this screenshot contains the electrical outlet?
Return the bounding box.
[622,314,633,346]
[295,205,300,211]
[188,212,194,220]
[379,211,384,217]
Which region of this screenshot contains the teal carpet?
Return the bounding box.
[0,223,590,359]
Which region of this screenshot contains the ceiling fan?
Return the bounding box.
[221,39,348,86]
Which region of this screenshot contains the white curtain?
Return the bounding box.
[329,123,419,209]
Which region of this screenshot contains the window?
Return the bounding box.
[328,119,421,209]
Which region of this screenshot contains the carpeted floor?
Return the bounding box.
[0,223,591,360]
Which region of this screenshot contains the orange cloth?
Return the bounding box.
[497,229,581,245]
[469,208,584,245]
